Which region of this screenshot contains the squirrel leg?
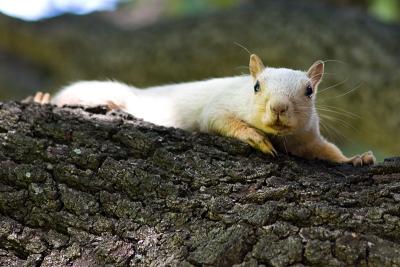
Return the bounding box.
[210,116,276,156]
[306,140,375,166]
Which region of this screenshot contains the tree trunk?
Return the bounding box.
[0,102,399,266]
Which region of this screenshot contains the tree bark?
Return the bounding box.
[0,102,400,266]
[1,0,399,155]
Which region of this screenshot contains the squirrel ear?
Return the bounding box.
[307,60,324,88]
[249,54,265,79]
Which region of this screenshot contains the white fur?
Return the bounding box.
[52,81,136,108]
[52,67,314,135]
[261,68,309,97]
[52,76,253,131]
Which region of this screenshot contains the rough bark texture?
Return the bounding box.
[0,102,400,266]
[1,0,399,156]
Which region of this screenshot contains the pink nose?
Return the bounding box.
[270,102,289,115]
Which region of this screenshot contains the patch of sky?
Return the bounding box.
[0,0,119,21]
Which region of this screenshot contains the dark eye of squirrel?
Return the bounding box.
[305,84,313,98]
[254,81,260,93]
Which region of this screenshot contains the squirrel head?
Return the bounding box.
[249,54,324,135]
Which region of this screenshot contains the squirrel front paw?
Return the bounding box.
[348,151,376,166]
[245,129,277,156]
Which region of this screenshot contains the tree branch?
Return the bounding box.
[0,102,399,266]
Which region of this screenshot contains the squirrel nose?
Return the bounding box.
[270,101,289,115]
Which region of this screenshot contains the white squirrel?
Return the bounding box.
[33,54,375,166]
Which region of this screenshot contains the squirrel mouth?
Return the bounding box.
[269,123,291,134]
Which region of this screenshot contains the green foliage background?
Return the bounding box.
[124,0,400,22]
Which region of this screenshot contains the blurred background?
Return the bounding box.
[0,0,399,161]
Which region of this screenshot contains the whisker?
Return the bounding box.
[283,136,288,155]
[324,83,363,99]
[319,120,339,141]
[315,107,358,119]
[321,59,348,65]
[319,114,358,132]
[234,42,252,55]
[319,118,349,142]
[320,121,341,141]
[318,77,349,94]
[308,72,331,82]
[310,72,342,78]
[317,104,361,118]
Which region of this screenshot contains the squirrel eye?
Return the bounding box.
[305,84,313,98]
[254,81,261,93]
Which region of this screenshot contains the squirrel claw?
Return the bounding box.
[348,151,376,166]
[243,128,276,156]
[33,92,51,105]
[258,138,277,157]
[270,147,278,157]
